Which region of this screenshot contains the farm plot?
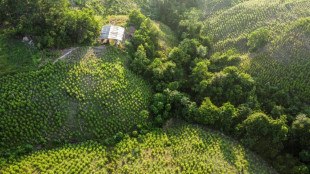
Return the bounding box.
[0,47,152,148]
[0,123,276,174]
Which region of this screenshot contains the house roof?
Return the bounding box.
[100,26,125,41]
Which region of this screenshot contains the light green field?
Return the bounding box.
[0,122,276,174]
[197,0,310,102]
[239,17,310,102]
[201,0,310,53]
[0,46,152,148]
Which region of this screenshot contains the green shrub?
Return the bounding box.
[247,27,270,52]
[130,45,150,75]
[199,97,220,125]
[0,48,152,148]
[299,150,310,163]
[2,0,99,49]
[128,10,146,29]
[292,114,310,151]
[155,115,163,125]
[195,66,254,106]
[139,110,149,120]
[132,131,138,137]
[238,113,288,158]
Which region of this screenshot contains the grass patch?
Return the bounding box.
[101,15,129,27]
[152,21,179,48]
[0,34,38,76]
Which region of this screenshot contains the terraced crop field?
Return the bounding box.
[0,122,276,174]
[202,0,310,53]
[197,0,310,102]
[0,46,152,148]
[239,17,310,102]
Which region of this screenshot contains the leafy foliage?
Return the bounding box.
[73,0,106,15]
[241,17,310,103]
[202,0,310,53]
[179,8,203,39]
[1,0,99,48]
[292,114,310,151]
[195,66,255,106]
[128,10,159,63]
[128,10,146,29]
[130,45,149,75]
[209,50,241,72]
[236,113,288,158]
[105,0,138,15]
[247,27,270,52]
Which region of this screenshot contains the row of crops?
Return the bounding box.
[203,0,310,53]
[0,47,152,148]
[200,0,310,102]
[0,123,276,174]
[240,17,310,102]
[240,54,310,103]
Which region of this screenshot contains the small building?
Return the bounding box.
[100,25,125,45]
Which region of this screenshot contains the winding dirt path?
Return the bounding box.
[53,47,77,64]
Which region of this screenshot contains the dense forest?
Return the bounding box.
[0,0,310,173]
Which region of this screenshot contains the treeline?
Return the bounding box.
[0,0,99,48]
[127,10,310,174]
[0,0,206,49]
[104,0,209,41]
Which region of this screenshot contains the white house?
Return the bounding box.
[100,25,125,45]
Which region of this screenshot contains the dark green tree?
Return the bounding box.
[199,97,220,125]
[179,8,203,39]
[237,113,288,158]
[178,38,200,58]
[130,45,150,75]
[190,59,212,92]
[247,27,270,52]
[292,114,310,151]
[196,66,255,106]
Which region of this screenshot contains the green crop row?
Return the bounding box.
[0,47,152,148]
[0,123,276,174]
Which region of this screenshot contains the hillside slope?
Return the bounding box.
[197,0,310,102]
[201,0,310,53]
[240,17,310,102]
[0,46,152,148]
[0,122,276,174]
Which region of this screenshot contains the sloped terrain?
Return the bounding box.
[0,46,152,148]
[0,122,276,174]
[197,0,310,102]
[240,17,310,102]
[1,2,309,174]
[202,0,310,53]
